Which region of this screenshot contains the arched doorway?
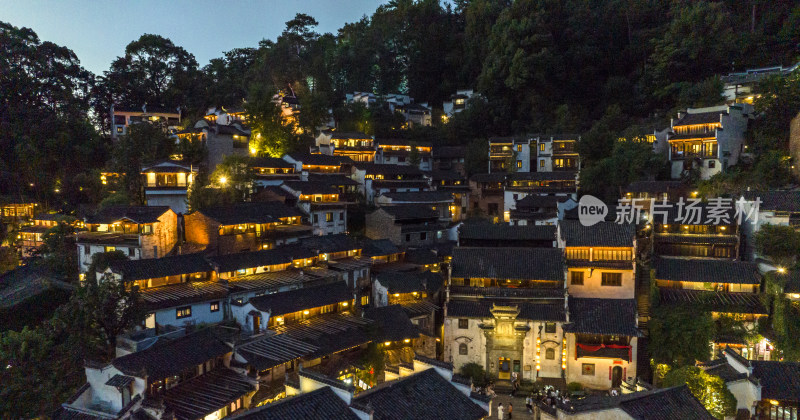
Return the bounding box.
[612,366,623,388]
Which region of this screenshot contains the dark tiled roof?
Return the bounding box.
[86,206,171,224]
[459,223,556,241]
[449,285,565,299]
[380,191,452,203]
[414,354,453,370]
[654,234,738,245]
[236,333,319,371]
[275,313,372,358]
[371,180,429,189]
[751,361,800,402]
[447,299,566,322]
[658,288,767,314]
[364,304,419,342]
[53,407,113,420]
[139,280,228,311]
[109,253,212,280]
[469,172,507,183]
[215,124,250,136]
[618,385,715,420]
[698,358,751,383]
[432,146,465,159]
[509,171,578,181]
[374,271,443,294]
[112,328,231,381]
[208,245,315,272]
[282,181,339,195]
[288,153,354,166]
[742,191,800,212]
[428,170,464,181]
[330,131,372,140]
[105,374,134,387]
[230,386,359,420]
[378,205,438,221]
[515,194,570,209]
[352,368,486,420]
[33,212,71,222]
[561,385,714,419]
[355,163,423,176]
[198,202,301,225]
[247,281,351,315]
[668,133,717,140]
[163,367,255,420]
[361,239,401,257]
[564,298,641,336]
[400,300,439,317]
[403,248,440,265]
[654,257,761,285]
[625,180,685,193]
[451,247,564,281]
[673,111,724,126]
[299,234,360,254]
[559,220,635,247]
[249,156,294,169]
[307,173,359,186]
[376,137,431,147]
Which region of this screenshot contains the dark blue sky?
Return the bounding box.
[0,0,386,75]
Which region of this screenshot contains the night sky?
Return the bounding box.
[0,0,386,75]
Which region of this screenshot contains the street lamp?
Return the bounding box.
[219,176,227,185]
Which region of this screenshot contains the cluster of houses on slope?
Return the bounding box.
[6,64,800,419]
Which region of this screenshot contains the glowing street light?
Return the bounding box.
[219,176,227,185]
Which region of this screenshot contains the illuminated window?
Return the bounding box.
[570,271,584,285]
[540,144,545,151]
[540,160,545,168]
[210,302,220,312]
[326,212,333,222]
[517,160,522,168]
[601,273,622,286]
[104,246,116,253]
[176,306,192,319]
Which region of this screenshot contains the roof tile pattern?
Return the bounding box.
[247,281,352,315]
[230,386,359,420]
[654,258,761,285]
[564,298,641,336]
[451,247,564,281]
[352,368,487,420]
[559,220,635,247]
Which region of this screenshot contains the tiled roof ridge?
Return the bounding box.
[413,354,454,371]
[298,367,355,392]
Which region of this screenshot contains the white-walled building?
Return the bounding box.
[667,104,752,180]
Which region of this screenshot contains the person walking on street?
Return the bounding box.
[497,403,505,420]
[508,403,513,419]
